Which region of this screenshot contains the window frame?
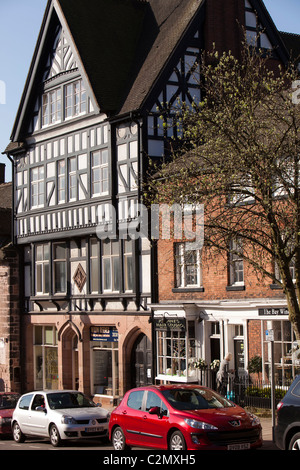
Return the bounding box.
[31,166,45,209]
[228,239,244,286]
[35,243,50,295]
[175,242,202,288]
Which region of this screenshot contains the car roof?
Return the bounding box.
[20,390,80,396]
[127,384,207,393]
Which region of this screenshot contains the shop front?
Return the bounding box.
[152,300,300,388]
[26,312,152,405]
[152,304,203,383]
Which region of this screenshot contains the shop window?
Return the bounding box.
[156,320,196,382]
[92,336,119,397]
[262,320,300,385]
[34,326,58,390]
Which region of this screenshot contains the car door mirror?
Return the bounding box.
[149,406,161,416]
[35,406,47,413]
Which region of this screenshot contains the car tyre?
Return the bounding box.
[12,422,25,443]
[49,424,62,447]
[169,430,186,450]
[289,432,300,450]
[112,426,130,450]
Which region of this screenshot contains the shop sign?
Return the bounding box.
[258,307,289,316]
[90,326,118,342]
[154,317,186,331]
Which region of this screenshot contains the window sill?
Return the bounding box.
[172,287,204,293]
[226,285,245,291]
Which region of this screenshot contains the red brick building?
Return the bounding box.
[150,0,300,387]
[0,164,21,393]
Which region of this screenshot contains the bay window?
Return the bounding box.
[156,319,197,382]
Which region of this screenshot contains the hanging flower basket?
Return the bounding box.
[210,359,220,371]
[194,358,207,370]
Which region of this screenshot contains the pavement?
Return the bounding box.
[259,417,279,450]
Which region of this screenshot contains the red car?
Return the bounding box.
[109,385,262,450]
[0,392,20,436]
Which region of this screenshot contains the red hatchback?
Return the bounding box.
[0,392,20,436]
[109,385,262,450]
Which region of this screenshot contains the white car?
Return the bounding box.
[12,390,110,447]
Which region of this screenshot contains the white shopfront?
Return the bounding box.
[152,299,300,386]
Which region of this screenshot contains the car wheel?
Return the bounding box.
[12,422,25,443]
[49,424,62,447]
[289,432,300,450]
[169,430,186,450]
[112,426,130,450]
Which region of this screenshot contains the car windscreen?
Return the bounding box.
[0,394,19,409]
[161,388,234,410]
[47,392,97,410]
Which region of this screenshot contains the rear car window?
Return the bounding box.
[127,390,144,410]
[19,394,33,410]
[291,379,300,398]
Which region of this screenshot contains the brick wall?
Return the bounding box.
[157,239,285,303]
[0,246,21,392]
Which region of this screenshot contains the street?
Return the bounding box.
[0,418,279,451]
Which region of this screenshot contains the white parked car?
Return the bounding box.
[12,390,110,447]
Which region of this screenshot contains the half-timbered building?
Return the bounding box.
[4,0,300,403]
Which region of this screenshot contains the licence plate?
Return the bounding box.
[227,443,250,450]
[85,427,103,433]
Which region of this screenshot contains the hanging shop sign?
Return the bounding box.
[154,317,186,331]
[90,326,118,342]
[258,308,289,316]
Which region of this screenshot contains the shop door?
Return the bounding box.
[131,334,152,388]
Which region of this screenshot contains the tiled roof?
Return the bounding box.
[280,31,300,62]
[58,0,203,115]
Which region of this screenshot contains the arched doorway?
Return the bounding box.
[60,326,79,390]
[131,333,152,388]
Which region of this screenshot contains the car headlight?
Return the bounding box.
[184,418,218,430]
[247,413,260,426]
[0,417,11,425]
[61,415,77,425]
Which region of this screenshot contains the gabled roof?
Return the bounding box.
[7,0,296,149]
[280,32,300,62]
[9,0,204,145]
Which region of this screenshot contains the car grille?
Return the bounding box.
[75,418,107,425]
[206,428,260,446]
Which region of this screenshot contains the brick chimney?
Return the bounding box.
[0,164,5,184]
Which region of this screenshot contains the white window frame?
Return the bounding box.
[229,239,244,286]
[91,149,109,196]
[175,243,202,288]
[31,166,45,209]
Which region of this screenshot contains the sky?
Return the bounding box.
[0,0,299,182]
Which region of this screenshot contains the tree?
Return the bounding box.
[147,41,300,342]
